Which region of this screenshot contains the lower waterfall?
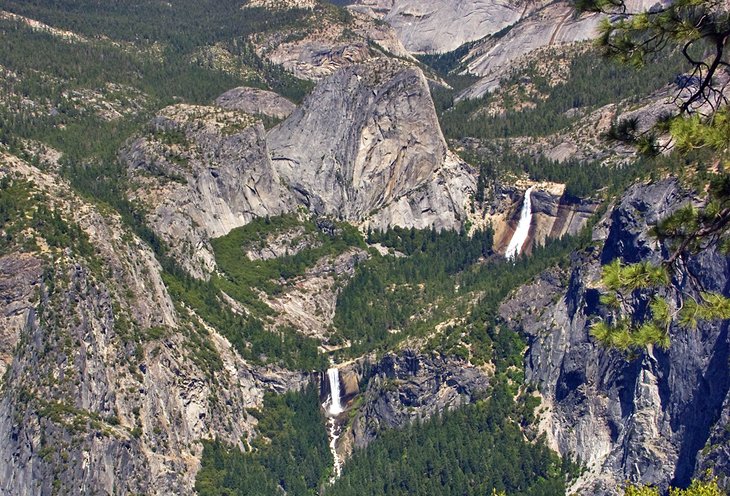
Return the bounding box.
[505,186,535,260]
[325,367,343,481]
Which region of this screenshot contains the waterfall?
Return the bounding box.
[505,186,535,261]
[325,367,344,481]
[327,368,343,415]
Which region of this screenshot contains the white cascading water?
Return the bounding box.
[505,186,535,261]
[325,367,343,481]
[327,367,344,415]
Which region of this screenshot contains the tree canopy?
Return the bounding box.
[580,0,730,351]
[577,0,729,116]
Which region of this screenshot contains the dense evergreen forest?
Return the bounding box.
[195,385,333,496]
[333,215,596,363]
[327,379,572,496]
[428,47,690,140]
[196,353,575,496]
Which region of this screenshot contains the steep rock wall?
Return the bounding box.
[124,104,295,278]
[499,179,730,493]
[350,0,529,54]
[268,58,475,231]
[484,182,598,256]
[458,0,667,99]
[329,351,491,464]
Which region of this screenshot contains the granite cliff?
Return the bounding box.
[124,104,295,278]
[350,0,529,54]
[1,1,728,493]
[499,179,730,493]
[268,58,475,232]
[123,59,477,280]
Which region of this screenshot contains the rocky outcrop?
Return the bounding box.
[457,0,666,99]
[268,58,475,231]
[341,351,490,457]
[459,2,600,99]
[363,152,476,232]
[254,9,411,81]
[0,254,43,381]
[264,247,369,342]
[506,98,667,167]
[124,104,296,278]
[463,83,681,168]
[529,187,598,250]
[243,224,321,261]
[696,392,730,489]
[350,0,528,54]
[215,87,297,120]
[499,179,730,493]
[125,60,481,279]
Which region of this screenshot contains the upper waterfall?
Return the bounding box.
[505,186,535,261]
[327,368,344,416]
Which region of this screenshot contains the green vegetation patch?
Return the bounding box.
[431,46,689,140]
[159,214,367,371]
[162,266,325,371]
[334,222,592,362]
[212,214,366,303]
[335,226,493,356]
[0,176,95,258]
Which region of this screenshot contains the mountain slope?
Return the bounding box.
[0,1,728,495]
[350,0,530,54]
[0,154,308,495]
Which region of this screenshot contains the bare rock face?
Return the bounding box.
[481,181,599,256]
[0,254,43,380]
[458,0,667,99]
[363,152,476,232]
[268,58,475,231]
[499,179,730,494]
[125,59,477,278]
[351,0,527,54]
[697,391,730,489]
[215,87,297,120]
[124,104,296,278]
[263,247,369,341]
[528,187,599,249]
[459,2,601,100]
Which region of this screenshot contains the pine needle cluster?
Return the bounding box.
[591,260,673,350]
[592,259,730,351]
